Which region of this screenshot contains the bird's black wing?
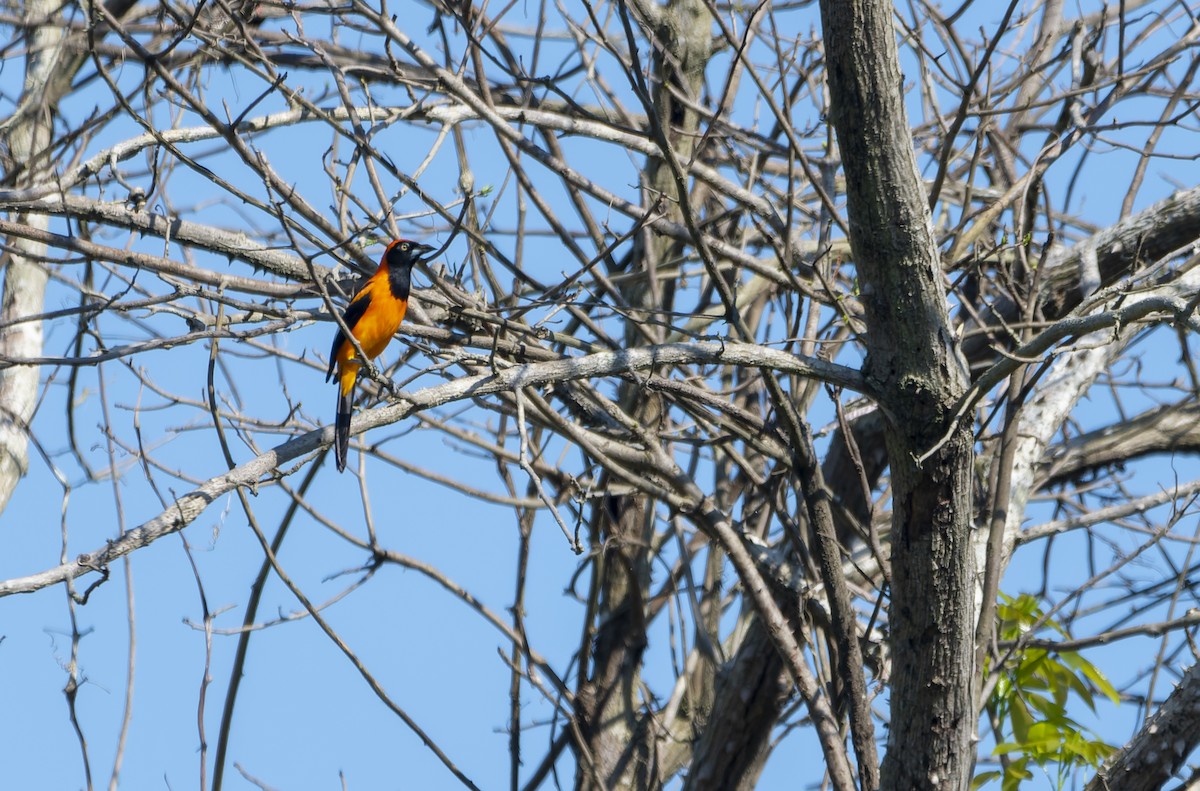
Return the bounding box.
[325,291,373,382]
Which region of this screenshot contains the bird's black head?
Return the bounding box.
[382,239,434,299]
[384,239,435,270]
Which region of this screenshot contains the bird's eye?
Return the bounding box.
[401,243,409,251]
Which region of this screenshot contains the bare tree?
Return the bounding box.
[1,0,1199,789]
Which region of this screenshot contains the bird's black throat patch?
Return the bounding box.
[384,244,416,300]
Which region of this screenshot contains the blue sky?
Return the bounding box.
[2,1,1199,789]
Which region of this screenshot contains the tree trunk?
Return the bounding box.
[817,0,977,789]
[0,0,137,515]
[682,617,789,791]
[575,495,654,790]
[575,0,714,788]
[0,0,68,514]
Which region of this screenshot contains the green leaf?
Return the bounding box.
[971,770,1001,790]
[1057,662,1096,709]
[980,591,1123,789]
[1024,721,1067,753]
[1001,758,1033,791]
[1061,652,1121,705]
[993,741,1024,756]
[1024,690,1057,718]
[1010,694,1034,743]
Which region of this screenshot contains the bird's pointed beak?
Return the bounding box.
[415,242,436,259]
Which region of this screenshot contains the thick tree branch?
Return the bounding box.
[818,0,976,788]
[1085,661,1200,791]
[0,339,868,597]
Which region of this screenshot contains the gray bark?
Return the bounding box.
[1085,661,1200,791]
[1041,401,1200,487]
[575,2,714,787]
[817,0,977,789]
[682,618,789,791]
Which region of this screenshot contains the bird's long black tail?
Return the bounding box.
[335,388,352,472]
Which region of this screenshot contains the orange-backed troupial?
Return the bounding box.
[326,239,434,472]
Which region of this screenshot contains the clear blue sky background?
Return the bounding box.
[2,1,1199,789]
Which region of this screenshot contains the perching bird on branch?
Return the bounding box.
[326,239,434,472]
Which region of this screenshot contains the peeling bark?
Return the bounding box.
[0,0,66,515]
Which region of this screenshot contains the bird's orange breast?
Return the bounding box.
[334,276,409,396]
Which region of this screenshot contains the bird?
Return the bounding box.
[326,239,435,472]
